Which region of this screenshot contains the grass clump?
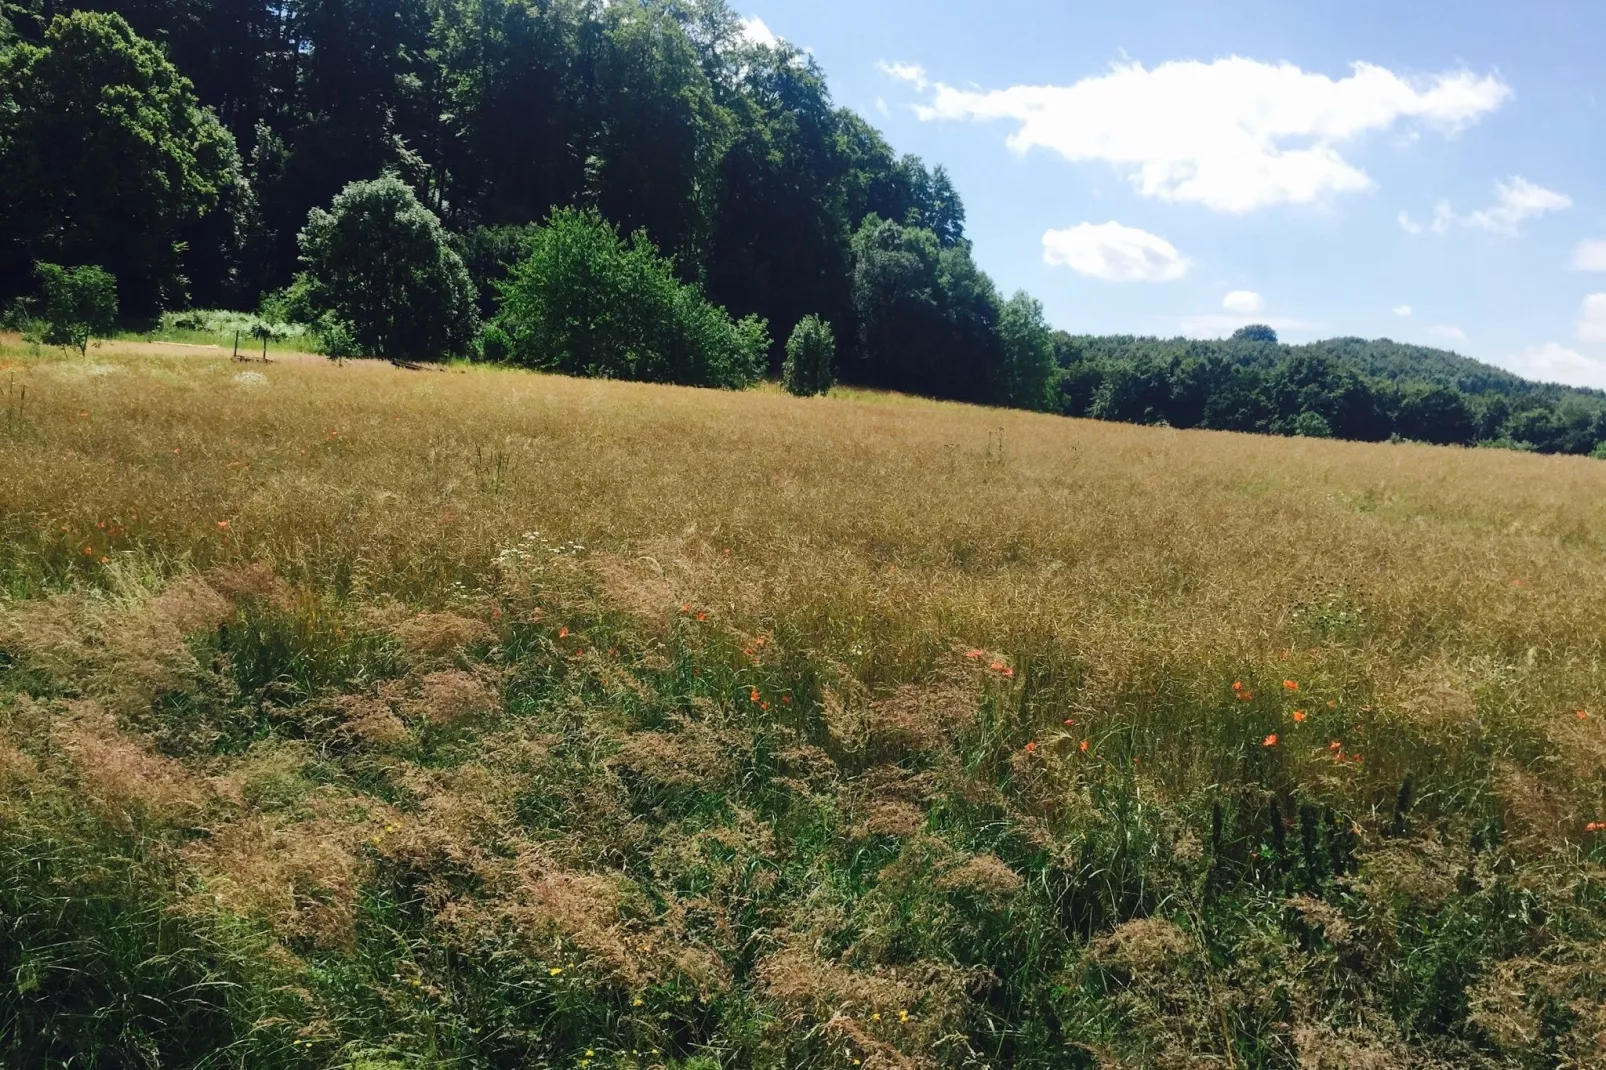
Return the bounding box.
[0,342,1605,1067]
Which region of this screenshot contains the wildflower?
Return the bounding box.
[723,547,731,556]
[1579,710,1590,721]
[1587,822,1606,833]
[549,967,562,976]
[989,661,1005,672]
[782,695,791,704]
[78,410,88,418]
[632,997,644,1007]
[898,1009,909,1022]
[1263,734,1278,748]
[1001,666,1015,678]
[216,520,230,530]
[761,701,770,711]
[1232,681,1244,692]
[696,612,707,621]
[558,627,569,639]
[681,603,691,614]
[750,689,760,702]
[1064,718,1076,726]
[99,556,108,564]
[1351,754,1363,764]
[1236,690,1254,702]
[1024,741,1037,754]
[1292,711,1307,723]
[871,1013,881,1021]
[585,1051,594,1058]
[82,545,93,556]
[965,649,985,659]
[1080,740,1090,753]
[1329,740,1343,751]
[1283,680,1299,692]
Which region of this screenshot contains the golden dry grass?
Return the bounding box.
[3,340,1606,1068]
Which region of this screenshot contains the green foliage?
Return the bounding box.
[295,175,480,362]
[34,263,117,356]
[1054,332,1606,455]
[1292,410,1334,438]
[1232,323,1279,344]
[0,11,239,312]
[850,214,1002,402]
[490,207,768,389]
[781,315,836,396]
[997,291,1056,411]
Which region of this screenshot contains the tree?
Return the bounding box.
[1231,324,1279,344]
[294,175,479,361]
[997,292,1055,411]
[0,11,240,312]
[35,262,117,356]
[1394,385,1475,446]
[849,215,1001,402]
[782,315,835,396]
[489,206,767,389]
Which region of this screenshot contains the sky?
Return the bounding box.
[738,0,1606,388]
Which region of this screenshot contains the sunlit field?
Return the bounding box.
[3,341,1605,1069]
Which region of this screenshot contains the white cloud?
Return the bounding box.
[1501,342,1606,389]
[1428,324,1468,343]
[1462,178,1572,234]
[1578,294,1606,342]
[878,60,929,91]
[738,16,779,48]
[1571,239,1606,271]
[1042,222,1188,282]
[1419,178,1572,236]
[875,97,890,117]
[1178,315,1316,339]
[901,57,1510,213]
[1393,304,1413,317]
[1222,290,1264,314]
[1398,210,1424,235]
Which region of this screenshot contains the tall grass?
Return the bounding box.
[1,342,1604,1068]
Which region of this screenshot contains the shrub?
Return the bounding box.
[781,315,835,396]
[1590,441,1606,460]
[34,263,117,356]
[490,207,767,389]
[1292,411,1334,438]
[294,175,479,362]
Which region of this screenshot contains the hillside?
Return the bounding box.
[2,342,1605,1068]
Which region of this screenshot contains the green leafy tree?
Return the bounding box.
[489,206,767,389]
[997,291,1056,411]
[782,315,835,396]
[1231,324,1280,344]
[34,262,117,356]
[0,11,240,312]
[1395,385,1476,446]
[294,175,479,362]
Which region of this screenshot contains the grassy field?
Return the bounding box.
[1,341,1604,1069]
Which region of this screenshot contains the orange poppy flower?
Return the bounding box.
[965,649,985,659]
[1587,822,1606,833]
[1001,667,1015,678]
[1292,711,1307,723]
[1578,710,1590,721]
[217,520,230,530]
[749,689,760,702]
[1329,740,1343,751]
[558,627,569,639]
[1079,740,1090,753]
[696,613,707,622]
[1232,681,1244,692]
[1262,734,1278,748]
[1283,680,1299,692]
[1024,741,1037,754]
[1236,690,1254,702]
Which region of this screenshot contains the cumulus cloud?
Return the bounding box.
[1042,222,1188,282]
[1501,342,1606,389]
[1428,324,1468,343]
[878,60,929,91]
[1571,239,1606,271]
[1393,305,1413,317]
[738,15,779,48]
[899,57,1509,213]
[1578,294,1606,343]
[1416,178,1572,236]
[1222,290,1264,314]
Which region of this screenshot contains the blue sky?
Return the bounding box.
[739,0,1606,388]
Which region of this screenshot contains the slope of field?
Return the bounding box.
[2,344,1605,1069]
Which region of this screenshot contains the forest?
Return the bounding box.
[3,0,1605,454]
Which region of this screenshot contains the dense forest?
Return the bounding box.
[3,0,1605,455]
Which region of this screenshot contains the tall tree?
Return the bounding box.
[0,11,240,311]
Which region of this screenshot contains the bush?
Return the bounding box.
[1292,411,1334,438]
[1590,441,1606,460]
[35,263,117,356]
[295,175,479,362]
[781,315,835,396]
[491,207,767,389]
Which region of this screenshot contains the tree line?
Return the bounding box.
[1055,328,1606,456]
[2,0,1603,454]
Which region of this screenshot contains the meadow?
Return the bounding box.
[1,340,1604,1069]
